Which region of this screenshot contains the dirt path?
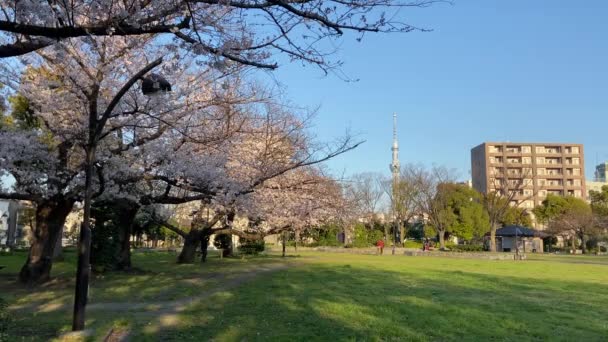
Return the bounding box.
[9,262,291,315]
[90,263,290,314]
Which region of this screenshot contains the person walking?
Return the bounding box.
[376,239,385,255]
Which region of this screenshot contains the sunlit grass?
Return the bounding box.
[145,252,608,341]
[2,250,608,341]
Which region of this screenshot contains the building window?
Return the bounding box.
[535,146,545,153]
[522,146,531,153]
[522,157,532,164]
[490,156,503,164]
[537,157,545,164]
[537,168,546,175]
[489,146,502,153]
[572,146,579,154]
[507,168,521,176]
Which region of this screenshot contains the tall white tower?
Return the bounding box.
[390,112,400,182]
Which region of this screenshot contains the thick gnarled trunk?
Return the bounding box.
[200,229,212,263]
[178,230,201,264]
[90,199,139,271]
[19,198,74,285]
[116,202,139,270]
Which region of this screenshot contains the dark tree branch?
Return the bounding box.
[0,17,190,39]
[0,192,38,201]
[96,57,164,139]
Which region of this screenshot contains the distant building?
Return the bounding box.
[595,162,608,182]
[586,162,608,198]
[457,180,473,188]
[471,142,586,209]
[0,200,29,248]
[587,180,607,196]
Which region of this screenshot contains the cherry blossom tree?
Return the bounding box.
[147,101,358,263]
[0,0,439,73]
[0,107,83,284]
[0,0,444,332]
[0,35,269,330]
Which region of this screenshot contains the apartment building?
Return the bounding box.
[594,162,608,182]
[586,162,608,198]
[471,142,586,208]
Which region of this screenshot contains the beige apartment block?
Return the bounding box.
[471,142,586,208]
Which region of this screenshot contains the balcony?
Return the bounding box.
[564,147,580,155]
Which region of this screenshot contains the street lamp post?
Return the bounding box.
[71,67,170,331]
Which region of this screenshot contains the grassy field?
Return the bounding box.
[1,250,607,341]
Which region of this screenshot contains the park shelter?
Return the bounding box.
[492,225,546,253]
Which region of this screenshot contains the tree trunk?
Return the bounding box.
[116,204,138,270]
[399,223,405,247]
[178,230,201,264]
[392,223,396,255]
[571,236,576,253]
[438,229,447,250]
[580,233,587,254]
[200,229,211,263]
[384,224,389,242]
[53,225,64,260]
[282,232,286,257]
[294,230,299,252]
[490,224,497,252]
[19,198,74,285]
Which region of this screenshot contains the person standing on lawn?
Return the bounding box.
[376,239,385,255]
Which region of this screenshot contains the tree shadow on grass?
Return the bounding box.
[137,263,608,341]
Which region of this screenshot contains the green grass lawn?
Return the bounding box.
[1,250,608,341]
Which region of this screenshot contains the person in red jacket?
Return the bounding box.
[376,239,385,255]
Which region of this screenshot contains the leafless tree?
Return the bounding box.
[483,166,536,252]
[544,199,605,254]
[413,166,456,249]
[345,172,386,222]
[380,164,425,246]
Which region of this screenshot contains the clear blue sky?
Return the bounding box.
[266,1,608,180]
